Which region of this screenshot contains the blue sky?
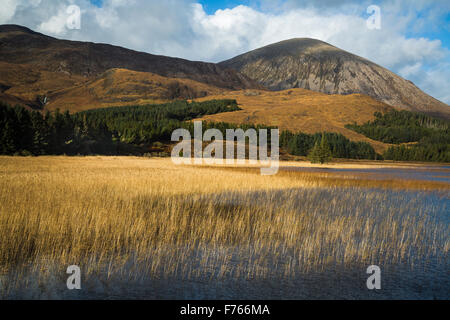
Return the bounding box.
[401,7,450,52]
[2,0,449,103]
[90,0,254,13]
[198,0,254,13]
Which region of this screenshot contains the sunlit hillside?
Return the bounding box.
[0,64,226,112]
[196,89,394,153]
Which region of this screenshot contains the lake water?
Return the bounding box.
[281,165,450,183]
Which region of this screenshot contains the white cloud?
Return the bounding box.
[0,0,19,23]
[1,0,449,104]
[38,6,71,35]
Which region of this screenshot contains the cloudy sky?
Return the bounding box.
[1,0,449,104]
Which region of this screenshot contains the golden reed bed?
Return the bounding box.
[0,157,448,298]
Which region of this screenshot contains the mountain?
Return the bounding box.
[220,38,450,119]
[0,25,263,89]
[0,25,446,152]
[0,24,262,110]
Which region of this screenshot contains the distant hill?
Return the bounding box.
[0,24,263,110]
[0,25,261,90]
[220,38,450,119]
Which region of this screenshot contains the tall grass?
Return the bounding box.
[0,156,448,298]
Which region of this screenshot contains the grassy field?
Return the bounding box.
[0,157,448,299]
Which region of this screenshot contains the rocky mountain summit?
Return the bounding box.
[220,38,449,119]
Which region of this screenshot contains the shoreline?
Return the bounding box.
[1,155,449,170]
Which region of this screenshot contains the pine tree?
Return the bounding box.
[31,112,49,155]
[1,121,17,155]
[308,141,321,163]
[308,133,332,164]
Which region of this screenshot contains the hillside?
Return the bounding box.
[195,89,393,153]
[220,38,450,119]
[0,24,263,110]
[35,68,227,112]
[344,110,450,162]
[0,61,231,112]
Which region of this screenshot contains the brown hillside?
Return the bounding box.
[0,61,87,109]
[0,24,261,111]
[44,68,227,112]
[0,62,227,111]
[196,89,394,154]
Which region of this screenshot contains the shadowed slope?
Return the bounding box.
[0,24,261,90]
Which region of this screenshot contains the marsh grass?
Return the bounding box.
[0,156,448,299]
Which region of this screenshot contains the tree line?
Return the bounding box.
[0,100,240,156]
[280,131,379,160]
[346,110,449,162]
[0,100,388,161]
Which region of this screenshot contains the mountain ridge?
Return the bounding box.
[1,25,448,119]
[220,38,450,119]
[0,24,262,91]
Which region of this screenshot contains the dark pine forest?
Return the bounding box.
[346,110,449,162]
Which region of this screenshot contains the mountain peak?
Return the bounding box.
[269,38,360,58]
[220,39,449,119]
[222,38,372,69]
[261,38,336,49]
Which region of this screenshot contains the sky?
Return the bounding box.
[1,0,449,104]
